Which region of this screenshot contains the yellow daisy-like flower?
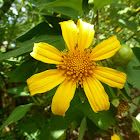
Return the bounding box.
[27,19,126,117]
[111,134,120,140]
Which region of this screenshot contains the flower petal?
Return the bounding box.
[111,134,120,140]
[93,66,126,89]
[91,36,120,61]
[51,80,76,117]
[30,42,63,64]
[83,76,110,113]
[77,19,95,50]
[59,20,78,51]
[27,69,65,96]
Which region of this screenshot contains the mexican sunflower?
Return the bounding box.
[27,19,126,116]
[111,134,120,140]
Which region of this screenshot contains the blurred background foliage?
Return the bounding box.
[0,0,140,139]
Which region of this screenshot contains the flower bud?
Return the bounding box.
[112,44,133,66]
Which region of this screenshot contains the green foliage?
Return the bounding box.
[118,54,140,89]
[44,0,83,13]
[132,117,140,134]
[94,0,117,11]
[78,117,87,140]
[0,35,64,60]
[78,102,116,130]
[0,0,140,139]
[0,103,33,130]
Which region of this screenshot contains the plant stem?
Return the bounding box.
[32,96,40,105]
[113,127,116,134]
[108,86,117,99]
[117,89,128,100]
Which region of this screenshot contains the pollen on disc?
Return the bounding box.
[57,48,96,86]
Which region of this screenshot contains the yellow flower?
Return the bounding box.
[106,20,110,23]
[116,27,121,33]
[105,16,108,19]
[27,19,126,116]
[111,134,120,140]
[56,14,61,17]
[136,8,140,12]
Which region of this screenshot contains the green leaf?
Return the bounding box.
[50,91,115,132]
[16,22,61,42]
[132,47,140,61]
[42,6,79,19]
[50,130,66,140]
[94,0,116,11]
[28,0,83,13]
[0,20,65,60]
[9,59,38,82]
[118,55,140,89]
[0,35,64,60]
[78,102,116,130]
[132,116,140,135]
[44,0,83,13]
[16,113,50,139]
[28,0,81,18]
[49,93,84,132]
[78,117,87,140]
[82,0,90,14]
[70,121,78,134]
[0,103,33,130]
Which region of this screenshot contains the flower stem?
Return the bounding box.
[117,89,128,100]
[113,126,116,134]
[108,86,117,99]
[32,96,40,105]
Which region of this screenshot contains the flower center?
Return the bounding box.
[57,48,96,86]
